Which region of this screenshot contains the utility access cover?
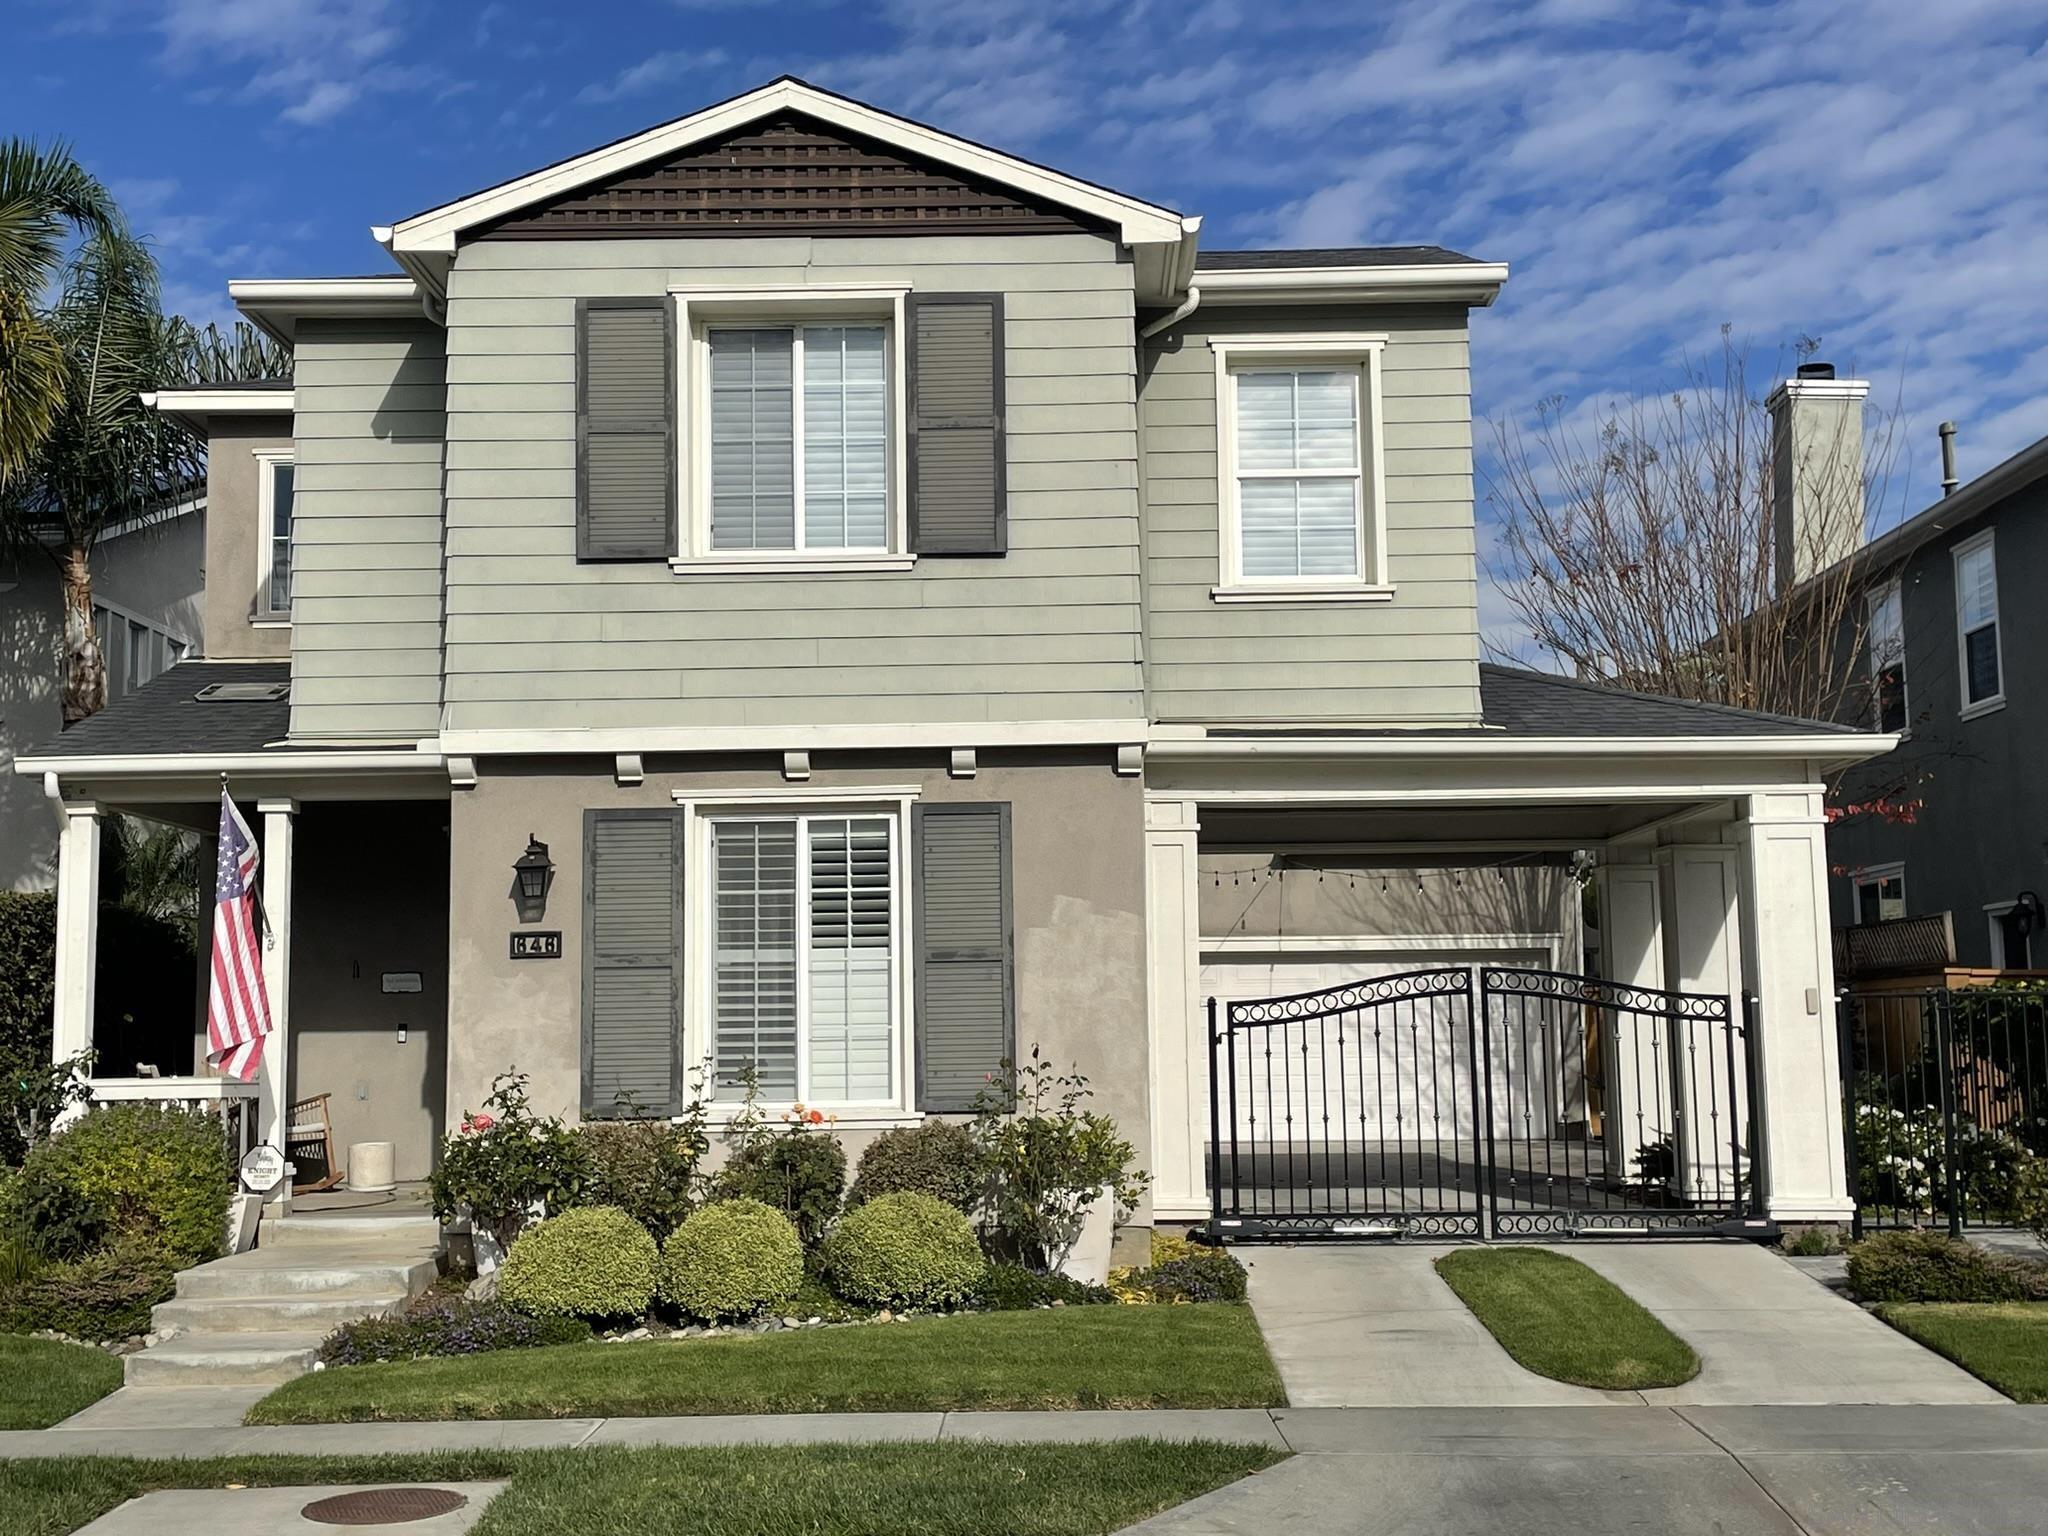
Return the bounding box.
[301,1488,469,1525]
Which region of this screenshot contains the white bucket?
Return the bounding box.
[347,1140,396,1193]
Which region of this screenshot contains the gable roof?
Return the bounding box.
[378,76,1197,299]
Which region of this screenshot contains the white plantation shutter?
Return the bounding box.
[803,326,889,550]
[1234,368,1362,580]
[807,817,894,1101]
[710,329,796,550]
[712,820,799,1098]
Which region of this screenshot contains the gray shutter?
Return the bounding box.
[907,292,1006,555]
[913,801,1014,1112]
[582,809,683,1117]
[576,297,675,561]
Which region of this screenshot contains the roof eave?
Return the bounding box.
[140,387,296,435]
[1146,730,1894,772]
[1195,263,1511,307]
[227,276,423,345]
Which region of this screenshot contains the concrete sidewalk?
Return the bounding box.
[1243,1240,2004,1407]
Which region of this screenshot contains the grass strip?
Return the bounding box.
[1873,1302,2048,1402]
[0,1441,1284,1536]
[0,1336,125,1430]
[250,1304,1286,1424]
[1435,1246,1700,1390]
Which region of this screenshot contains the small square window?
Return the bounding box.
[1855,866,1906,925]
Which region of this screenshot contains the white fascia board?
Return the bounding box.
[227,276,421,345]
[1145,731,1895,766]
[431,718,1152,757]
[1196,263,1511,307]
[383,78,1187,254]
[15,750,444,779]
[142,387,295,419]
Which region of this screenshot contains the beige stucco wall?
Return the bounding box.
[445,750,1150,1211]
[203,416,293,659]
[1200,854,1574,943]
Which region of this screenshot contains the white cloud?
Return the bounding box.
[578,48,730,106]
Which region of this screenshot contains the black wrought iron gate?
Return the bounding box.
[1205,966,1768,1241]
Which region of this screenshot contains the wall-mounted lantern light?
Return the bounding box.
[514,835,553,902]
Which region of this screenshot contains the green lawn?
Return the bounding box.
[0,1442,1285,1536]
[249,1305,1285,1424]
[0,1336,124,1429]
[1874,1302,2048,1402]
[1434,1247,1700,1390]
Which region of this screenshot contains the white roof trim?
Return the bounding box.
[143,387,295,415]
[1196,262,1511,307]
[382,77,1188,257]
[228,276,422,345]
[1146,730,1892,768]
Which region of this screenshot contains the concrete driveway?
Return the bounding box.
[1243,1240,2003,1407]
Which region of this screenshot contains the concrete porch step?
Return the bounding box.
[173,1249,438,1300]
[153,1289,409,1335]
[261,1212,443,1246]
[125,1329,327,1386]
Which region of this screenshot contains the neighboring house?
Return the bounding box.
[1811,405,2048,967]
[17,78,1887,1241]
[0,502,205,890]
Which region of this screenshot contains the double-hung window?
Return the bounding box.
[254,450,294,620]
[1213,338,1388,602]
[1866,578,1907,733]
[1854,864,1906,925]
[709,812,897,1105]
[1953,530,2003,716]
[676,288,909,571]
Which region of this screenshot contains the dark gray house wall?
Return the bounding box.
[1828,469,2048,965]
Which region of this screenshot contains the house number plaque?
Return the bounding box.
[509,931,562,960]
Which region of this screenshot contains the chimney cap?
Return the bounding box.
[1796,361,1837,380]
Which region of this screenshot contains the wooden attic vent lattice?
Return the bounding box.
[473,113,1105,240]
[193,681,291,702]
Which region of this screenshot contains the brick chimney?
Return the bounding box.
[1766,361,1869,594]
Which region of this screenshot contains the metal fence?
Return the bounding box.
[1839,987,2048,1236]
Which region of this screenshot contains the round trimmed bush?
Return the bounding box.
[848,1120,981,1212]
[498,1205,658,1321]
[659,1198,803,1321]
[18,1103,230,1265]
[823,1191,984,1310]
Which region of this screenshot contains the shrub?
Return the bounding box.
[18,1103,229,1265]
[7,1159,106,1262]
[974,1261,1114,1311]
[824,1192,984,1309]
[1846,1229,2048,1303]
[715,1111,846,1248]
[970,1048,1148,1271]
[2015,1155,2048,1248]
[430,1073,593,1250]
[0,1240,175,1341]
[1781,1225,1844,1257]
[1132,1251,1248,1303]
[578,1116,709,1239]
[498,1206,657,1321]
[847,1120,981,1212]
[659,1198,803,1322]
[318,1298,590,1366]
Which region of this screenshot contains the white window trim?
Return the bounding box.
[1985,900,2032,970]
[668,285,912,575]
[1952,527,2004,720]
[1210,335,1390,603]
[1852,861,1907,924]
[252,447,293,625]
[674,787,920,1121]
[1866,576,1908,737]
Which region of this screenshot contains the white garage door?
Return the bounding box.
[1200,945,1558,1143]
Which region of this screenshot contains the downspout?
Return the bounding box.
[1141,286,1201,340]
[43,770,64,828]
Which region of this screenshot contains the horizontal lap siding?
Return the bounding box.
[289,317,447,741]
[1139,304,1481,726]
[441,235,1142,732]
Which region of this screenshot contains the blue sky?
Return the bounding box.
[13,0,2048,647]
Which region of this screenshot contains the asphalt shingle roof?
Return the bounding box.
[1478,665,1853,738]
[1195,245,1482,269]
[30,661,293,758]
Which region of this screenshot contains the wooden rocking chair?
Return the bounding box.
[287,1093,346,1193]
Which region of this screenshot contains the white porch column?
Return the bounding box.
[1593,858,1667,1181]
[1658,843,1749,1202]
[257,798,298,1206]
[1734,790,1852,1221]
[51,802,102,1089]
[1144,797,1206,1220]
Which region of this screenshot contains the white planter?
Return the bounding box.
[472,1229,507,1276]
[1054,1184,1118,1286]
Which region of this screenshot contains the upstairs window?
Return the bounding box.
[1854,864,1906,925]
[1213,338,1388,603]
[1953,530,2002,715]
[1866,579,1907,732]
[255,450,295,620]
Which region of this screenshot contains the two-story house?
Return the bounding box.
[18,78,1887,1246]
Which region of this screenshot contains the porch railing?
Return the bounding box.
[84,1076,261,1168]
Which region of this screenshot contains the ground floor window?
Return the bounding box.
[1854,863,1906,925]
[708,812,896,1104]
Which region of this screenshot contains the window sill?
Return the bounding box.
[1959,696,2007,722]
[701,1106,922,1132]
[669,554,916,577]
[1211,583,1396,605]
[250,618,291,629]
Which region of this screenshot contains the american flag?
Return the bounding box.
[206,788,273,1082]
